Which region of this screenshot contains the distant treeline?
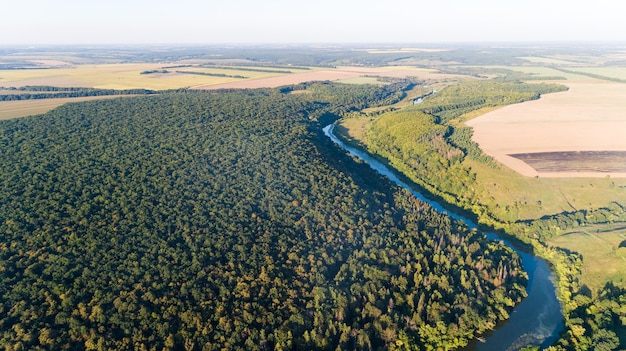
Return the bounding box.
[552,67,626,83]
[0,64,48,70]
[201,64,293,74]
[0,86,156,100]
[140,69,248,79]
[175,70,247,78]
[438,66,567,81]
[140,69,170,75]
[514,202,626,241]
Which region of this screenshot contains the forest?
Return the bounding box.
[0,84,527,350]
[0,86,157,101]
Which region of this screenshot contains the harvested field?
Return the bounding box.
[0,64,242,90]
[467,81,626,178]
[0,95,141,120]
[510,151,626,175]
[1,77,89,88]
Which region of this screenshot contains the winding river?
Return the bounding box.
[323,124,564,351]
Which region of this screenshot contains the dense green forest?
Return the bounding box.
[0,85,526,350]
[0,86,157,101]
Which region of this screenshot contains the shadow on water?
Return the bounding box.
[323,124,564,351]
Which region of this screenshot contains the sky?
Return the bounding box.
[1,0,625,45]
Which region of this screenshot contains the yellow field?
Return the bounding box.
[0,96,141,120]
[195,66,451,90]
[173,66,290,79]
[0,63,301,90]
[567,66,626,80]
[335,117,372,150]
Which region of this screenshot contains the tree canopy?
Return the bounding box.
[0,85,525,350]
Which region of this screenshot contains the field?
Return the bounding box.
[464,158,626,221]
[335,65,626,222]
[0,63,295,90]
[466,80,626,178]
[566,66,626,80]
[548,223,626,290]
[518,56,583,65]
[0,62,445,92]
[0,95,140,120]
[510,151,626,174]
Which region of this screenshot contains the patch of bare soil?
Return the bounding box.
[510,151,626,175]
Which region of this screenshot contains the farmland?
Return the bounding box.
[509,151,626,175]
[466,80,626,178]
[0,63,293,90]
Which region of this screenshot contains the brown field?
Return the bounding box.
[510,151,626,174]
[466,81,626,178]
[0,95,141,120]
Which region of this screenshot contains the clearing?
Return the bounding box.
[548,223,626,291]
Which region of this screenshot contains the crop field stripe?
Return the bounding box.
[510,151,626,173]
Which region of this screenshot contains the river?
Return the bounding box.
[323,124,564,351]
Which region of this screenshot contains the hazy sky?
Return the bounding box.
[2,0,624,45]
